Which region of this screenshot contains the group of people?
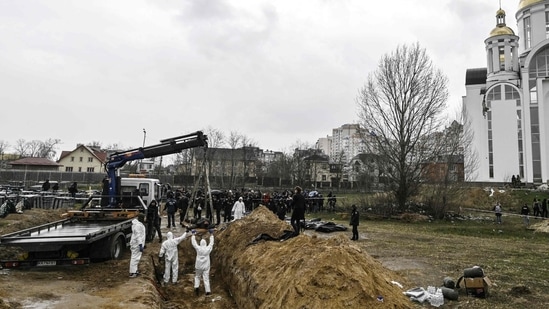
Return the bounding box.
[40,179,78,197]
[520,198,549,227]
[129,212,215,296]
[128,185,361,295]
[494,198,549,227]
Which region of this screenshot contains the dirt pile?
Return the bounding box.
[0,208,66,260]
[214,206,412,309]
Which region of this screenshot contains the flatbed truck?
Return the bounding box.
[0,131,207,268]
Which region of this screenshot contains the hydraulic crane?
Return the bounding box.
[104,131,208,207]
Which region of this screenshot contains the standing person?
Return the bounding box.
[533,198,541,218]
[493,202,503,224]
[350,204,360,240]
[146,200,162,243]
[129,214,146,278]
[68,182,78,198]
[521,203,530,227]
[542,198,548,219]
[178,192,189,226]
[290,186,306,235]
[231,197,245,221]
[159,231,189,286]
[164,192,177,228]
[213,195,222,225]
[191,229,214,296]
[42,179,51,191]
[100,176,110,206]
[223,196,233,222]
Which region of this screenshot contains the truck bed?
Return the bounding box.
[0,217,133,252]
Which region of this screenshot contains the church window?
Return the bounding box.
[524,16,531,49]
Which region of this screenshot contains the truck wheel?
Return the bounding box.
[110,233,126,260]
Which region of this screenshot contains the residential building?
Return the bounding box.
[9,157,61,171]
[57,145,108,173]
[463,1,549,184]
[329,124,366,164]
[315,136,331,156]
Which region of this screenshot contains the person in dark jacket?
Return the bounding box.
[350,204,360,240]
[290,186,306,235]
[165,192,177,228]
[521,203,530,227]
[146,200,162,243]
[42,179,51,191]
[68,182,78,197]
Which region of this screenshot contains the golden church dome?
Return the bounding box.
[490,26,516,36]
[518,0,544,10]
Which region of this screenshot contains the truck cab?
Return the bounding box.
[119,177,162,208]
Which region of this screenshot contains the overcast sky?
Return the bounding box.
[0,0,519,155]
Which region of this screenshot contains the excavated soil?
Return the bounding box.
[0,207,415,309]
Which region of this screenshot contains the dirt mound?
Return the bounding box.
[215,206,412,309]
[0,208,66,260]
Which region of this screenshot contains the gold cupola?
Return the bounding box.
[518,0,544,10]
[489,8,515,37]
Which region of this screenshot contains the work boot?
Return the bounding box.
[195,288,199,296]
[206,292,211,296]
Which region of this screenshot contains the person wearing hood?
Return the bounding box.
[129,214,146,278]
[231,196,245,221]
[191,229,214,296]
[146,200,162,243]
[350,204,359,241]
[159,230,189,285]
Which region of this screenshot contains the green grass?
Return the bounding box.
[304,209,549,308]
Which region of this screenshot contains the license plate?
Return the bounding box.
[37,261,56,266]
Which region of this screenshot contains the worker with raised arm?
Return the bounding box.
[191,229,215,296]
[159,230,189,285]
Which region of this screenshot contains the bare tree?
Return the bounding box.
[356,43,448,210]
[0,140,9,157]
[203,127,226,186]
[38,138,61,159]
[227,131,241,188]
[14,139,29,158]
[12,138,60,159]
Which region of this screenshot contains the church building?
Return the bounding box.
[463,0,549,185]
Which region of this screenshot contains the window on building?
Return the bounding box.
[499,45,505,70]
[546,10,549,38]
[70,156,74,162]
[87,167,94,172]
[88,157,93,162]
[524,16,531,49]
[79,157,83,162]
[65,167,73,172]
[78,167,82,172]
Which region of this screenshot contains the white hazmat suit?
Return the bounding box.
[231,197,245,221]
[129,217,146,276]
[191,234,214,294]
[159,231,189,284]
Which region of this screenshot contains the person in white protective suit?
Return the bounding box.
[191,229,215,296]
[158,231,189,285]
[231,197,245,221]
[129,214,146,278]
